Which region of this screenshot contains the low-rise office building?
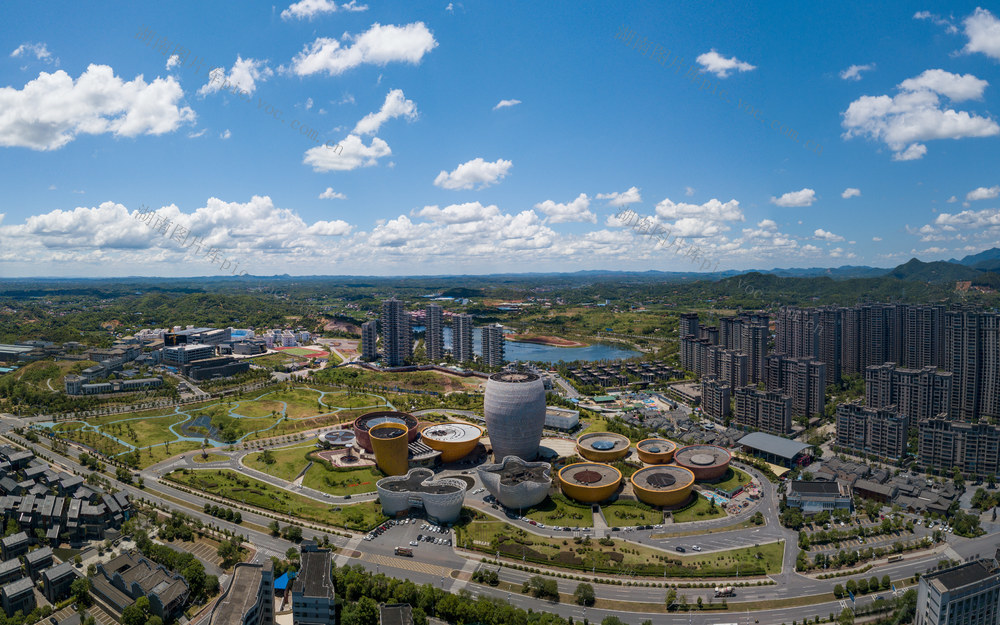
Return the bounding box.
[786,481,852,515]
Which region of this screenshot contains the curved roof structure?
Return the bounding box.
[576,432,630,462]
[557,462,622,503]
[320,430,356,447]
[352,411,420,452]
[636,438,677,464]
[484,371,546,461]
[630,465,695,507]
[376,468,467,524]
[674,444,732,482]
[419,422,483,462]
[478,455,552,509]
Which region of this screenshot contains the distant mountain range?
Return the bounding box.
[5,248,1000,285]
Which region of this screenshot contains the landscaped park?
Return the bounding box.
[455,513,783,578]
[165,468,387,530]
[35,385,391,468]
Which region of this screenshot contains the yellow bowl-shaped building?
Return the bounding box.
[630,465,695,508]
[557,462,622,503]
[370,422,409,476]
[419,422,483,463]
[636,438,677,464]
[576,432,630,462]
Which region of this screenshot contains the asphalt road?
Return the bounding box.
[2,413,992,625]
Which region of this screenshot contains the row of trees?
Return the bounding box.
[833,575,892,598]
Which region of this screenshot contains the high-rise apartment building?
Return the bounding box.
[740,315,769,384]
[734,387,791,435]
[719,349,749,389]
[918,418,1000,479]
[836,402,909,461]
[424,304,444,361]
[865,363,952,420]
[481,324,505,366]
[452,314,474,363]
[380,298,412,367]
[764,355,825,418]
[945,310,1000,423]
[679,313,699,339]
[915,558,1000,625]
[361,320,378,361]
[700,377,731,421]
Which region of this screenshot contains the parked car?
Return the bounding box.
[675,546,686,553]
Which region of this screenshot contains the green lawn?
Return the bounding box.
[456,518,781,577]
[236,399,285,419]
[602,501,663,527]
[320,392,386,409]
[264,388,326,419]
[165,468,386,530]
[303,462,383,496]
[712,467,753,494]
[135,440,203,468]
[194,453,229,463]
[58,429,129,456]
[522,495,593,527]
[670,493,726,523]
[245,443,382,495]
[99,414,187,448]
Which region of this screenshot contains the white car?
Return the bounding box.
[691,545,702,551]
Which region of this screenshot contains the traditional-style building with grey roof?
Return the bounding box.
[24,546,53,580]
[0,577,35,617]
[41,562,77,604]
[0,559,22,586]
[0,532,28,561]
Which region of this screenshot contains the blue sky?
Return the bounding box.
[1,0,999,277]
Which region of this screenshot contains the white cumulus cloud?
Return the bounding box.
[534,194,596,224]
[842,68,998,161]
[842,188,862,199]
[0,64,195,151]
[596,187,642,208]
[291,22,437,76]
[281,0,367,20]
[433,158,512,190]
[318,188,347,200]
[199,56,273,96]
[814,228,845,242]
[695,49,756,78]
[303,134,390,171]
[352,89,418,135]
[770,188,817,207]
[967,186,1000,201]
[962,7,1000,61]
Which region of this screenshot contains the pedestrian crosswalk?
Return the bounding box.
[358,552,455,578]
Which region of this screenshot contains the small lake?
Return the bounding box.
[411,326,640,364]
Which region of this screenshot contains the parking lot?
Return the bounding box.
[363,517,454,556]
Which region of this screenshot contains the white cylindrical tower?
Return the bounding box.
[484,371,546,461]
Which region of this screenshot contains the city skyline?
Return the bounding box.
[2,2,1000,277]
